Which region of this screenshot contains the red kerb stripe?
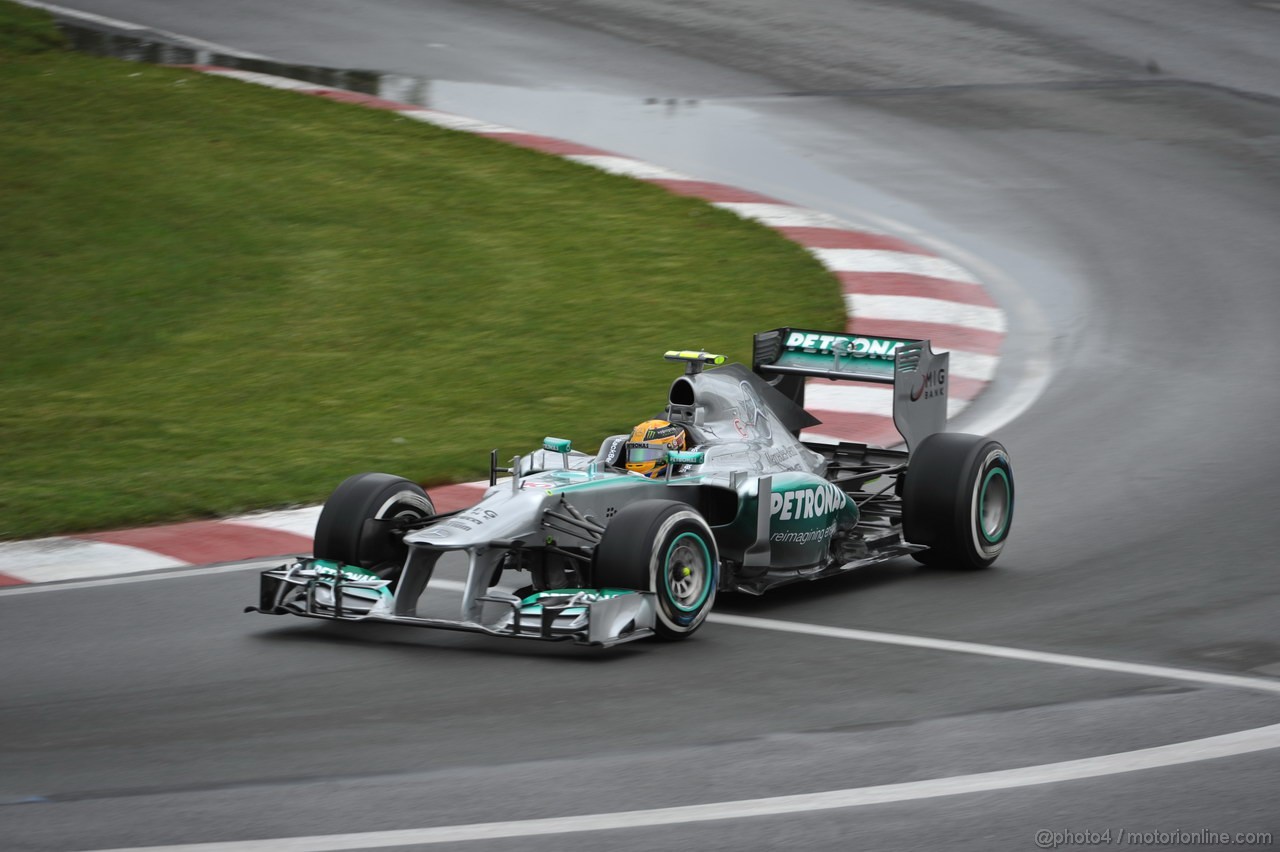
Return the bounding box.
[477,134,615,157]
[943,375,987,400]
[0,573,28,587]
[847,318,1003,355]
[808,376,987,401]
[429,483,489,513]
[804,411,901,447]
[305,89,420,111]
[83,522,310,565]
[647,180,784,204]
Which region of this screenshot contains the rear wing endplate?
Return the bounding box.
[752,327,950,451]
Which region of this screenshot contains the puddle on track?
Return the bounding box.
[54,20,908,226]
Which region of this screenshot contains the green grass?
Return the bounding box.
[0,1,844,539]
[0,0,62,53]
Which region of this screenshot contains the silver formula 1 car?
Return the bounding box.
[248,327,1014,647]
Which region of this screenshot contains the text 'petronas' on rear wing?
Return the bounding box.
[751,327,951,452]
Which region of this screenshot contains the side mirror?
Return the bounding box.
[543,437,572,470]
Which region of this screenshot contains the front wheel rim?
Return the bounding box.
[664,532,712,612]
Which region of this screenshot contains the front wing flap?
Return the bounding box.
[247,560,656,648]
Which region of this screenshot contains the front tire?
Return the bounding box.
[594,500,718,640]
[313,473,434,574]
[902,433,1014,570]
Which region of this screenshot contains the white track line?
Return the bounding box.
[72,606,1280,852]
[709,614,1280,695]
[81,725,1280,851]
[13,570,1278,851]
[12,567,1276,697]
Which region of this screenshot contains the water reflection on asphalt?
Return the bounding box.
[55,20,901,233]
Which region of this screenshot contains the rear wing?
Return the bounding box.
[752,327,949,451]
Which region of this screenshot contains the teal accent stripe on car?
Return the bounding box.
[544,474,709,496]
[519,588,640,614]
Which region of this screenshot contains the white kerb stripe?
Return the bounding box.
[713,202,858,230]
[811,248,979,284]
[805,388,970,420]
[230,506,323,539]
[199,69,322,91]
[564,155,693,180]
[847,294,1007,333]
[398,110,522,134]
[805,383,893,416]
[0,539,187,583]
[0,564,467,597]
[936,350,998,382]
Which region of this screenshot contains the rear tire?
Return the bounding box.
[313,473,434,574]
[594,500,718,640]
[902,433,1013,570]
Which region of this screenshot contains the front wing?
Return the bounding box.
[246,559,657,647]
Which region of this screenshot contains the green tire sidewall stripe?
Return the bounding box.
[979,466,1012,543]
[663,530,713,613]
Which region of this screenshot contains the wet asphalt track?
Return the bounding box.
[3,1,1279,849]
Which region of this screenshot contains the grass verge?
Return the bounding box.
[0,1,844,539]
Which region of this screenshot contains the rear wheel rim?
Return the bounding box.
[979,467,1011,543]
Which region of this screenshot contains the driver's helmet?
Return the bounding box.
[625,419,687,478]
